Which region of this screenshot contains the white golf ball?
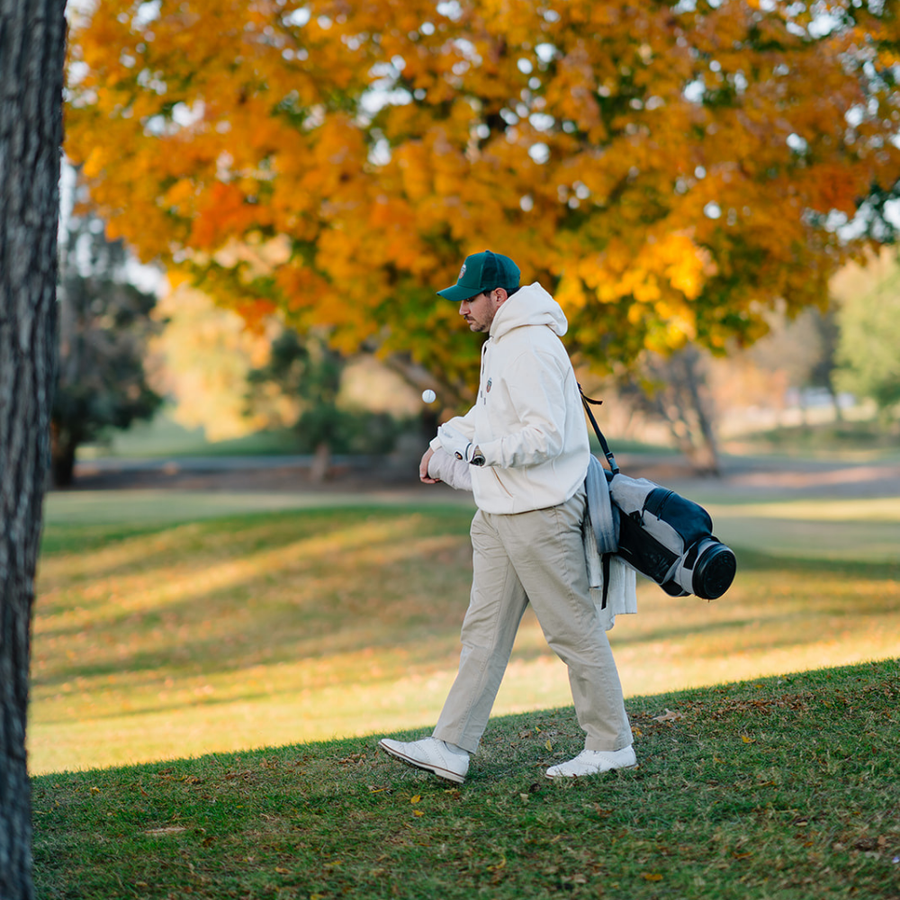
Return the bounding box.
[422,389,437,404]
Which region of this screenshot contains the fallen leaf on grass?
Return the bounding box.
[642,873,663,881]
[741,735,757,744]
[143,827,188,836]
[545,740,553,751]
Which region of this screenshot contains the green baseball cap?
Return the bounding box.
[437,250,521,302]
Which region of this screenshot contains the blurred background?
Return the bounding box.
[55,0,900,485]
[34,0,900,774]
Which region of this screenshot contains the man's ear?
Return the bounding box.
[493,287,509,307]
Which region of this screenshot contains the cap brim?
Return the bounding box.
[437,283,482,302]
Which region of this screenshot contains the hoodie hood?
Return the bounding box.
[490,282,568,340]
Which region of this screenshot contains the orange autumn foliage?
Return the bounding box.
[65,0,900,397]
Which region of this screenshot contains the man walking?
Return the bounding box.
[378,250,635,782]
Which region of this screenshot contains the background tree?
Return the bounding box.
[64,0,900,404]
[617,346,721,475]
[0,1,67,897]
[246,328,406,480]
[52,213,164,486]
[149,284,297,443]
[746,304,843,422]
[246,329,344,480]
[833,250,900,422]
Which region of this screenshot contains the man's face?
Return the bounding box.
[459,290,505,333]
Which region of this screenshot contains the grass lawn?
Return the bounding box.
[31,493,900,775]
[32,660,900,899]
[31,488,900,898]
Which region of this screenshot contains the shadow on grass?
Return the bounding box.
[40,503,473,567]
[32,536,900,709]
[730,545,899,579]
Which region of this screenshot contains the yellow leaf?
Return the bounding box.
[545,740,553,751]
[741,735,757,744]
[410,794,421,804]
[642,873,664,881]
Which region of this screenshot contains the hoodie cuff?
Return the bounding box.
[473,440,497,467]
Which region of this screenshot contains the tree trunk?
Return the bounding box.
[49,422,78,488]
[0,2,67,898]
[621,347,722,477]
[830,389,844,423]
[677,348,721,477]
[310,441,331,483]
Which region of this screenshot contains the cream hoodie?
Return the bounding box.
[431,282,590,514]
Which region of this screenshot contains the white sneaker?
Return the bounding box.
[545,745,637,778]
[378,737,469,784]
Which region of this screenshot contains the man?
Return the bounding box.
[378,250,634,782]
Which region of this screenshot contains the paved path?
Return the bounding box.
[63,450,900,502]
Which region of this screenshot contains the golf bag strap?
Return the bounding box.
[585,455,619,610]
[601,553,612,610]
[579,386,619,476]
[585,455,618,555]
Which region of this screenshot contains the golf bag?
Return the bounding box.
[582,391,736,601]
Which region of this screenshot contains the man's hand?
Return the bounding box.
[419,446,440,484]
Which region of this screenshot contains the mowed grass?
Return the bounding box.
[31,493,900,775]
[32,660,900,900]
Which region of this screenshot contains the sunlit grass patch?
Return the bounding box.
[32,660,900,900]
[33,505,475,772]
[31,496,900,775]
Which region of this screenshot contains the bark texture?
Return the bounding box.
[0,1,67,897]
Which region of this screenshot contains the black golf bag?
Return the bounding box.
[608,472,736,599]
[582,391,736,601]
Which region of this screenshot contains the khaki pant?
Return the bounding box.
[433,485,632,754]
